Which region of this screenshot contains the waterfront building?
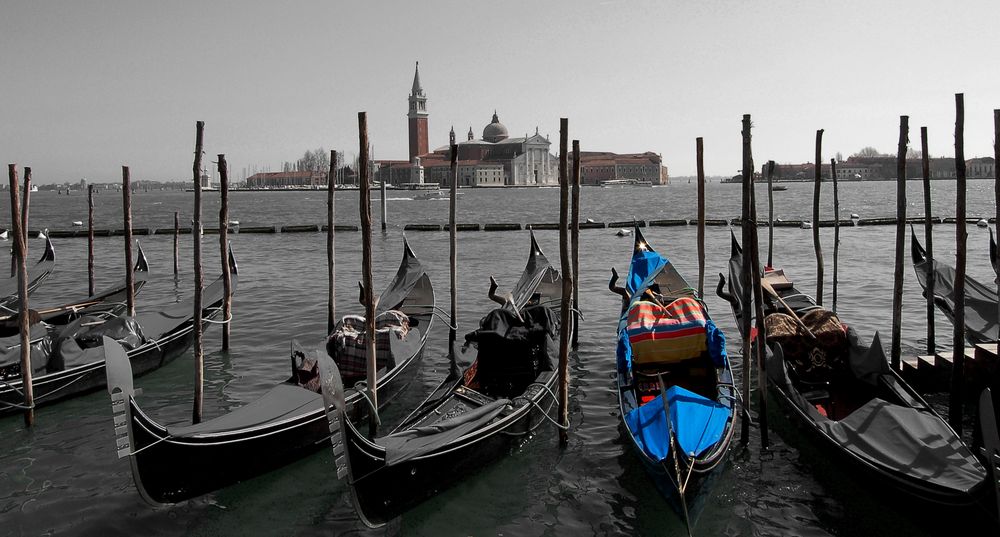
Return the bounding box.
[246,170,326,188]
[576,151,668,185]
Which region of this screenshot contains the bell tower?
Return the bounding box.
[407,61,429,161]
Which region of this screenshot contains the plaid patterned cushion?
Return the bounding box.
[328,311,409,378]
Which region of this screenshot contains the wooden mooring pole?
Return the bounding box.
[994,110,999,337]
[173,211,180,277]
[891,116,909,372]
[88,185,95,296]
[218,154,232,351]
[950,96,967,433]
[358,112,378,438]
[740,115,753,444]
[813,129,824,305]
[191,121,205,425]
[831,159,840,313]
[766,160,775,269]
[449,142,458,351]
[327,151,337,334]
[571,140,581,349]
[921,126,935,355]
[696,137,705,296]
[22,168,31,260]
[745,117,769,448]
[122,166,135,317]
[9,165,32,427]
[380,175,387,233]
[558,118,572,446]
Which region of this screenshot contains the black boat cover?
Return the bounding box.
[912,237,998,343]
[168,383,323,436]
[378,398,512,465]
[375,242,426,314]
[0,315,145,378]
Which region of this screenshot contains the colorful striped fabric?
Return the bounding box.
[627,297,707,365]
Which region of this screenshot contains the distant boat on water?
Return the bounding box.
[600,179,653,187]
[771,185,788,192]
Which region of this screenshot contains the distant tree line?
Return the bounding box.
[282,148,354,172]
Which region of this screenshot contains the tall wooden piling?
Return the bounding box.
[191,121,205,425]
[558,118,572,446]
[380,176,387,233]
[173,211,180,277]
[122,166,135,317]
[571,140,581,349]
[449,143,458,350]
[327,151,337,334]
[696,137,706,296]
[921,126,935,354]
[746,118,769,448]
[994,110,999,335]
[891,116,909,371]
[950,96,967,433]
[813,129,824,305]
[766,160,775,269]
[21,168,31,259]
[8,165,32,427]
[831,159,840,313]
[218,155,232,351]
[88,185,95,296]
[740,115,753,444]
[358,112,378,437]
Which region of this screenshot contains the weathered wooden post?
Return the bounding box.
[218,154,232,351]
[766,160,776,268]
[921,126,935,354]
[8,165,32,427]
[696,137,706,296]
[891,116,908,372]
[88,184,95,296]
[994,111,999,336]
[380,174,387,233]
[558,118,573,446]
[21,167,31,258]
[358,112,378,438]
[950,96,967,433]
[740,115,753,444]
[449,143,458,351]
[122,166,135,317]
[831,158,840,313]
[192,121,205,424]
[813,130,824,305]
[327,151,337,334]
[745,117,769,448]
[173,211,180,277]
[571,140,581,349]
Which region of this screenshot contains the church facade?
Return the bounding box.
[375,63,559,187]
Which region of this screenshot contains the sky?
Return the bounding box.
[3,0,1000,183]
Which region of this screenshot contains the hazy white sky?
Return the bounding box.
[3,0,999,183]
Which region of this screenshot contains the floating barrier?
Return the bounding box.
[648,219,688,227]
[527,223,560,230]
[403,224,442,232]
[280,224,320,233]
[608,220,645,228]
[320,225,360,232]
[579,221,606,229]
[456,223,481,231]
[483,223,522,231]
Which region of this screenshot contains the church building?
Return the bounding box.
[376,63,559,187]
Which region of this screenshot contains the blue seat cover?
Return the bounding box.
[624,385,728,462]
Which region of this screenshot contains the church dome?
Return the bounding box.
[482,112,508,143]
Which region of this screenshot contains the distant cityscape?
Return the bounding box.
[741,154,996,182]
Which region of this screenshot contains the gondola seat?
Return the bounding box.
[327,311,409,382]
[465,305,556,398]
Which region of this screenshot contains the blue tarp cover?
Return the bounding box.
[626,248,667,296]
[624,385,728,462]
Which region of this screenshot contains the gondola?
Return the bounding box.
[612,226,735,531]
[103,239,433,504]
[319,231,568,528]
[720,232,988,506]
[0,236,56,313]
[912,228,998,343]
[0,242,150,337]
[0,248,237,417]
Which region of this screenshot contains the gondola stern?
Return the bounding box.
[911,226,927,265]
[528,228,542,258]
[38,236,55,264]
[103,337,138,460]
[633,224,649,254]
[228,243,239,276]
[134,241,150,275]
[990,228,998,275]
